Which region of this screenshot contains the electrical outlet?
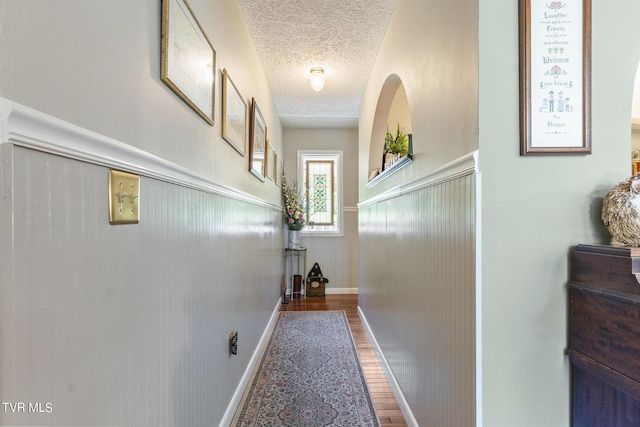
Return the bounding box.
[229,331,238,356]
[109,170,140,224]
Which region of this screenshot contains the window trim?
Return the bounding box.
[298,150,343,237]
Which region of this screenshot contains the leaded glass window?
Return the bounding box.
[298,151,342,235]
[305,160,334,225]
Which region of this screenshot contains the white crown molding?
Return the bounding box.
[359,150,478,208]
[0,98,279,210]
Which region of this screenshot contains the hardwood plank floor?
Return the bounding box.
[280,294,408,427]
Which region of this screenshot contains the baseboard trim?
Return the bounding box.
[325,287,358,295]
[358,306,419,427]
[218,298,282,427]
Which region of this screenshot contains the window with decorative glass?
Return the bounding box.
[298,151,342,235]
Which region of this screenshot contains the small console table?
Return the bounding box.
[284,247,307,300]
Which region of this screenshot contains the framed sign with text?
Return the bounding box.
[519,0,591,155]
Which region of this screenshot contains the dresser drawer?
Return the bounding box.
[571,286,640,384]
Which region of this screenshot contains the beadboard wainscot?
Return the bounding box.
[0,98,283,427]
[358,151,478,427]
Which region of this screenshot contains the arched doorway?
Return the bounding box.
[367,74,412,181]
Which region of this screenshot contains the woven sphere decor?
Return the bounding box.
[602,175,640,246]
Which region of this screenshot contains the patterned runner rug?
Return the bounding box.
[233,311,379,426]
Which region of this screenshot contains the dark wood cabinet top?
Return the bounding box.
[571,244,640,297]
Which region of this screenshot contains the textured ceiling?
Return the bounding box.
[239,0,396,128]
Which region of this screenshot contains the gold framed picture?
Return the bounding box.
[161,0,216,125]
[222,69,247,156]
[249,98,267,181]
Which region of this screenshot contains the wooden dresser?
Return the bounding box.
[570,244,640,426]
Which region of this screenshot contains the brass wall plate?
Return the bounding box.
[109,170,140,224]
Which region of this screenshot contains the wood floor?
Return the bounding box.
[280,294,408,427]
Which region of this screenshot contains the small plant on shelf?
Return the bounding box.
[384,123,408,156]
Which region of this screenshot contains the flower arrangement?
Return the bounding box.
[281,174,306,230]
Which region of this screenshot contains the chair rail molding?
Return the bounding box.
[359,150,478,208]
[0,97,279,210]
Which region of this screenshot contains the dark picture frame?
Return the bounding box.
[519,0,591,155]
[249,98,267,181]
[221,69,247,156]
[161,0,216,125]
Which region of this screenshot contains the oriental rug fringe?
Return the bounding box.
[233,311,379,426]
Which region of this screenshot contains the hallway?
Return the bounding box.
[3,1,640,425]
[280,295,408,427]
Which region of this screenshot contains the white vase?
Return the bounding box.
[385,152,399,169]
[288,229,301,248]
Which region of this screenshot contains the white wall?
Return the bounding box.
[358,0,478,425]
[0,0,282,201]
[359,0,478,202]
[283,128,359,292]
[0,1,284,425]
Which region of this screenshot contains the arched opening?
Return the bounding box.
[367,74,412,182]
[632,63,640,173]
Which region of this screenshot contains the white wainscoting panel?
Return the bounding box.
[358,167,476,426]
[0,145,282,425]
[298,208,359,293]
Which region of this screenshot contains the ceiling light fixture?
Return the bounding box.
[309,67,325,92]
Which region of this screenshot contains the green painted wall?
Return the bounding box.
[479,0,640,425]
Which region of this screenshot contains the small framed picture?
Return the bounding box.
[249,98,267,181]
[266,143,276,181]
[276,157,284,187]
[273,150,279,184]
[221,69,247,156]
